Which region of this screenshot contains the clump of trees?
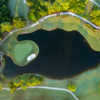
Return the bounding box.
[89,5,100,26]
[12,17,26,29]
[27,0,48,22]
[47,0,70,14]
[0,22,13,33]
[27,0,89,22]
[0,0,12,24]
[0,0,27,39]
[67,0,88,14]
[27,0,70,22]
[0,17,26,36]
[8,73,43,94]
[0,0,12,38]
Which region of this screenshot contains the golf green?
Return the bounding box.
[12,40,39,66]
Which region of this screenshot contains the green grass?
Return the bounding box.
[13,41,33,64]
[0,91,12,100]
[72,65,100,100]
[0,34,39,66]
[11,40,39,66]
[12,86,75,100]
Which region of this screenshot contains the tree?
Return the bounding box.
[26,0,34,7]
[0,0,12,24]
[0,83,3,91]
[90,10,100,26]
[67,83,77,92]
[13,17,26,29]
[0,22,13,33]
[27,0,48,21]
[28,9,37,22]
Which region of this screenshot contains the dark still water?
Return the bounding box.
[3,29,100,79]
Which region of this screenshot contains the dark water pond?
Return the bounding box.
[3,29,100,79]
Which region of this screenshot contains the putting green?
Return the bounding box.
[12,40,39,66]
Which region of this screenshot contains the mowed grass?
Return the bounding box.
[0,33,39,67]
[11,40,39,66]
[13,42,33,63]
[13,88,74,100]
[40,15,100,52]
[0,91,12,100]
[16,14,100,52]
[72,65,100,100]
